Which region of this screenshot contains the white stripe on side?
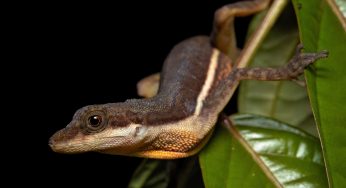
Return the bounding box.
[194,49,219,116]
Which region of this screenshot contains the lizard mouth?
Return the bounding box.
[49,136,91,153]
[49,133,128,154]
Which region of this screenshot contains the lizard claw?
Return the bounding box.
[302,49,329,66]
[295,43,328,61]
[296,43,304,54]
[292,78,306,87]
[282,44,329,79]
[293,44,329,67]
[316,50,329,59]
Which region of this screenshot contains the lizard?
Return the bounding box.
[49,0,328,159]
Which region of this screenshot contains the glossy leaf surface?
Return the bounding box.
[199,114,327,188]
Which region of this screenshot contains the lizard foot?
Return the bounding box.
[293,44,329,67]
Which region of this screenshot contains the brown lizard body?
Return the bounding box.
[49,0,327,159]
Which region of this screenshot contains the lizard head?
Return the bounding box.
[49,102,150,155]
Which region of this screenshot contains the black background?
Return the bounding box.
[41,0,251,187]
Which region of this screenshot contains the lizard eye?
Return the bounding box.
[82,110,107,133]
[88,115,102,127]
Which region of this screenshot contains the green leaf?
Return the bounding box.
[292,0,346,187]
[128,157,203,188]
[238,5,317,135]
[128,159,169,188]
[199,114,327,188]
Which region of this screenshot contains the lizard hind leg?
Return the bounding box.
[211,0,272,59]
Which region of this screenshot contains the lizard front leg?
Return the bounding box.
[137,73,160,98]
[234,44,328,81]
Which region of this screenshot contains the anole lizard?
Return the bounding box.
[49,0,327,159]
